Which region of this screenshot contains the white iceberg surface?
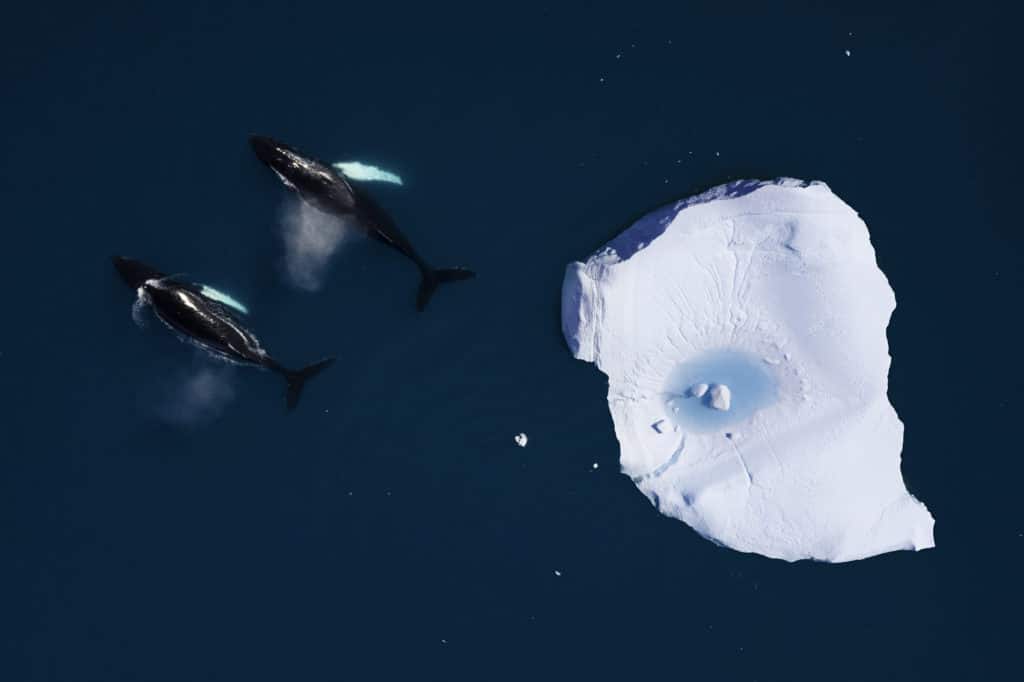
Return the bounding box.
[561,178,934,562]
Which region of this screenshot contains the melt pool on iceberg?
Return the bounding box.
[561,178,934,563]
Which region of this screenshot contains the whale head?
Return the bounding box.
[249,134,354,214]
[249,135,289,169]
[113,256,165,289]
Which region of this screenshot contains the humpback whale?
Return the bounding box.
[113,256,334,409]
[249,135,475,311]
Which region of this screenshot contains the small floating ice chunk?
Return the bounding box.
[514,433,528,447]
[708,384,731,411]
[690,383,709,398]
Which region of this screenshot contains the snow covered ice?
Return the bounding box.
[561,178,934,562]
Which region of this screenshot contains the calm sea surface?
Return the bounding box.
[2,2,1019,680]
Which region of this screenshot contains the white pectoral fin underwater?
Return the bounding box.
[331,161,403,185]
[198,285,249,314]
[113,256,335,412]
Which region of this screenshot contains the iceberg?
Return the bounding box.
[561,178,934,562]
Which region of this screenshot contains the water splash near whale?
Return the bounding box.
[279,200,353,291]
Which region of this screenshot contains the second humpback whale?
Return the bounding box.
[113,256,334,409]
[249,135,475,311]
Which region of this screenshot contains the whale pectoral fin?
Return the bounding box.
[131,297,150,328]
[332,161,403,186]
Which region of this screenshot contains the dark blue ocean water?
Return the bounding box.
[2,2,1020,680]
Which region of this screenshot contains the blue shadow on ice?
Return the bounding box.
[663,349,778,433]
[601,178,812,262]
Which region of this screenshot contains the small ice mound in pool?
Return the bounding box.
[560,178,934,562]
[708,385,730,411]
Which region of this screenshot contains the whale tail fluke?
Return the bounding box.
[284,357,335,410]
[416,267,476,312]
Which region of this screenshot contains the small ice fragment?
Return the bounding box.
[592,462,599,470]
[554,570,562,576]
[845,49,852,57]
[514,432,528,447]
[690,383,709,398]
[709,384,732,411]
